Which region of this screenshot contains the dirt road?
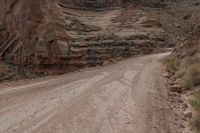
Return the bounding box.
[0,53,176,133]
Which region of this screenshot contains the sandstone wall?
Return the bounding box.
[0,0,172,73]
[0,0,70,66]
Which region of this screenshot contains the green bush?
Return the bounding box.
[192,92,200,110]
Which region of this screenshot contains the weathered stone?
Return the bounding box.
[183,111,192,118]
[170,84,182,93]
[162,72,169,78]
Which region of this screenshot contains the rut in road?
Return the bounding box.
[0,53,176,133]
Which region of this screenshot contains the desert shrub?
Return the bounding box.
[183,56,200,68]
[175,68,186,78]
[166,58,180,74]
[182,63,200,89]
[192,92,200,110]
[171,56,200,89]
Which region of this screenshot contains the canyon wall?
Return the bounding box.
[0,0,172,73]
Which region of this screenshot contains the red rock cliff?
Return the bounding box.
[0,0,172,73]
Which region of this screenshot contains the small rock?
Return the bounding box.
[175,23,181,28]
[170,81,176,86]
[179,124,185,128]
[137,12,144,16]
[170,84,182,93]
[162,72,169,78]
[102,61,110,66]
[184,111,192,118]
[177,99,184,103]
[174,79,181,84]
[181,116,187,121]
[125,121,131,124]
[168,98,173,102]
[183,103,188,110]
[183,14,192,20]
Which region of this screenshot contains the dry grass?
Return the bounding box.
[191,92,200,132]
[192,92,200,111]
[175,68,186,78]
[171,56,200,89]
[166,58,180,74]
[182,64,200,89]
[175,57,200,132]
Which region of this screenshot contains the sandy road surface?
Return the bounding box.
[0,53,175,133]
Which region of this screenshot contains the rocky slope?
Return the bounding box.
[170,21,200,61]
[165,1,200,131]
[166,21,200,133]
[167,0,200,71]
[0,0,172,74]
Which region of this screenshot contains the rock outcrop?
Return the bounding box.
[170,20,200,61]
[0,0,172,73]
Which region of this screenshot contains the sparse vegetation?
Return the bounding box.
[168,56,200,89]
[175,68,186,78]
[170,56,200,132]
[191,92,200,132]
[191,92,200,110]
[182,63,200,89]
[166,58,180,74]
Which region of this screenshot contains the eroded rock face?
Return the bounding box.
[1,0,70,66]
[170,21,200,60]
[0,0,172,73]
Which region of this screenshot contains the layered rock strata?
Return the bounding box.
[0,0,172,73]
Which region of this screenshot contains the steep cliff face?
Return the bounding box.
[0,0,70,66]
[0,0,172,73]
